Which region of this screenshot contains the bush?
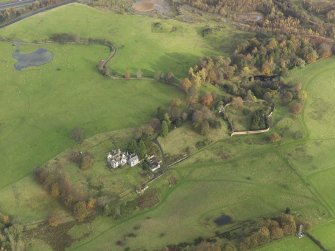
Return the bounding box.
[80,152,94,170]
[50,33,80,43]
[70,127,85,143]
[48,210,63,227]
[137,189,160,209]
[269,133,281,143]
[290,102,304,115]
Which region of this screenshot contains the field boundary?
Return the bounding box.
[222,100,274,136]
[0,0,77,29]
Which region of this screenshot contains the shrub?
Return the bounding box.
[80,152,94,170]
[70,127,85,143]
[48,210,63,227]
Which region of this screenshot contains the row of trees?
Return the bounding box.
[35,167,96,222]
[163,213,307,251]
[0,224,25,251]
[0,0,66,25]
[185,35,332,89]
[168,0,270,16]
[169,0,335,38]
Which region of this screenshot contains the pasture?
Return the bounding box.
[1,3,249,77]
[254,57,335,249]
[1,2,335,251]
[67,58,335,250]
[0,3,253,249]
[0,40,182,224]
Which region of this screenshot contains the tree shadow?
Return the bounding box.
[148,52,201,78]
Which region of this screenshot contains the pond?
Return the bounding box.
[13,48,53,70]
[214,215,232,226]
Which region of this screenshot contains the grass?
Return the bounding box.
[256,236,318,251]
[67,58,335,250]
[0,41,181,222]
[258,57,335,249]
[158,125,205,156]
[225,101,269,131]
[0,2,251,221]
[1,3,248,78]
[310,221,335,250]
[1,2,335,251]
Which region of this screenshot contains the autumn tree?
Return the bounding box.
[180,78,192,93]
[86,198,97,210]
[303,47,318,64]
[124,70,131,79]
[201,93,214,107]
[0,214,9,225]
[73,201,89,222]
[231,97,244,109]
[279,214,296,235]
[50,182,61,197]
[269,133,282,143]
[48,210,63,227]
[318,43,333,58]
[290,102,304,115]
[261,60,274,76]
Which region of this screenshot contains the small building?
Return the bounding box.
[136,184,149,194]
[297,224,304,239]
[147,155,162,172]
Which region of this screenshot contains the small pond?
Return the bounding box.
[13,48,53,71]
[214,215,233,226]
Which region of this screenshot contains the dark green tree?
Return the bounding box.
[138,140,147,159]
[161,120,169,137]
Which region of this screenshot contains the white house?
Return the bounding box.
[128,154,140,167]
[107,150,139,169]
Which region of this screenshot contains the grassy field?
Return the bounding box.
[65,58,335,250]
[1,2,335,251]
[1,3,250,77]
[0,3,254,249]
[257,236,318,251]
[254,57,335,250]
[0,38,182,223]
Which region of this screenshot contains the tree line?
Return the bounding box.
[0,0,66,25]
[168,0,335,39]
[161,213,309,251]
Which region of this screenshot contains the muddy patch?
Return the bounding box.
[133,0,171,15]
[13,48,53,71]
[133,1,154,12]
[214,215,232,226]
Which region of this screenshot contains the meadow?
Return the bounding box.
[1,2,335,251]
[66,58,335,250]
[0,2,253,249]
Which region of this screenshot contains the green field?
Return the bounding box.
[0,2,249,188]
[67,58,335,250]
[255,57,335,250]
[257,236,317,251]
[1,2,335,251]
[0,2,254,249]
